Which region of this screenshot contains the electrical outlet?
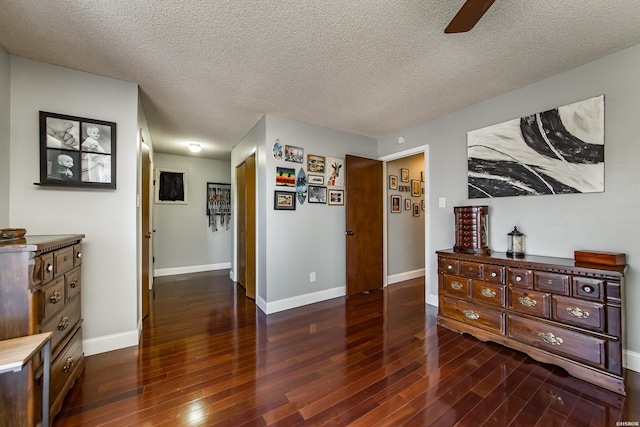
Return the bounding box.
[310,272,316,282]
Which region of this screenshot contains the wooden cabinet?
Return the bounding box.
[437,249,627,395]
[0,234,85,426]
[453,206,490,255]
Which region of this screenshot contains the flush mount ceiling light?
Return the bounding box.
[189,143,202,153]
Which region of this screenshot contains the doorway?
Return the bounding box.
[380,146,428,297]
[236,153,256,299]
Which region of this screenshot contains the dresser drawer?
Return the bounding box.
[39,253,55,284]
[442,297,505,335]
[483,265,505,284]
[51,327,83,408]
[54,247,74,277]
[534,271,570,295]
[508,268,533,289]
[509,288,551,319]
[443,275,471,298]
[41,295,81,352]
[439,258,459,275]
[459,261,484,279]
[472,281,506,308]
[42,276,65,320]
[73,244,83,267]
[65,267,81,302]
[552,295,605,333]
[572,277,605,302]
[508,315,607,369]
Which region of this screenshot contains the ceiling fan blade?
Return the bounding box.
[445,0,496,33]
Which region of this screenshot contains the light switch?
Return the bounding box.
[439,197,446,208]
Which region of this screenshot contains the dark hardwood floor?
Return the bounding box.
[54,270,640,426]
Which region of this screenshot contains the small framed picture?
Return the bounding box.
[308,185,327,204]
[284,145,304,163]
[390,195,401,213]
[400,168,409,182]
[307,154,325,173]
[411,180,421,197]
[274,190,296,210]
[388,175,398,190]
[308,174,325,185]
[328,189,344,206]
[405,199,411,210]
[413,204,420,217]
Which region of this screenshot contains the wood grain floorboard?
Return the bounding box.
[53,270,640,426]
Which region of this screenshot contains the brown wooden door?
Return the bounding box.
[141,143,151,319]
[345,154,383,296]
[236,153,256,299]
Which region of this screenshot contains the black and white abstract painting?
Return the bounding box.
[467,95,604,199]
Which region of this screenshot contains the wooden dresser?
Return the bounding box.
[436,249,627,395]
[0,234,85,426]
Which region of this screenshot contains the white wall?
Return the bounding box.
[9,57,139,355]
[0,46,10,225]
[378,43,640,368]
[262,115,377,312]
[386,153,425,278]
[153,153,232,275]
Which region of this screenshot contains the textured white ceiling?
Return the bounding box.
[2,1,640,160]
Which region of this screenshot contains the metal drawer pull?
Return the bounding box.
[450,282,463,290]
[46,264,53,273]
[50,291,61,304]
[58,315,69,331]
[70,279,79,288]
[481,288,496,298]
[515,276,522,282]
[566,307,589,319]
[538,332,563,346]
[63,357,74,373]
[447,264,453,270]
[581,284,594,294]
[463,309,480,320]
[490,272,497,278]
[77,252,82,258]
[547,279,553,285]
[518,296,537,307]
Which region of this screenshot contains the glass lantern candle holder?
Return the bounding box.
[506,226,525,258]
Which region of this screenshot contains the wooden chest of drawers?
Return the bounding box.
[436,249,627,395]
[0,234,85,426]
[453,206,490,255]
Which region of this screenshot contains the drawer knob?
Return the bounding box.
[50,291,61,304]
[447,265,453,270]
[58,315,69,331]
[463,309,480,320]
[491,272,497,278]
[77,252,82,259]
[515,276,522,282]
[46,264,53,273]
[518,296,537,307]
[450,282,463,290]
[582,285,594,294]
[63,357,74,373]
[70,279,79,289]
[481,288,496,298]
[566,307,589,319]
[538,332,563,346]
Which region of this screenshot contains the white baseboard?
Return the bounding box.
[387,268,425,285]
[426,293,439,307]
[83,329,139,356]
[262,286,345,315]
[154,262,231,277]
[625,349,640,372]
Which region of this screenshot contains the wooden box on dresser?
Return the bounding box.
[0,235,85,426]
[436,248,627,395]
